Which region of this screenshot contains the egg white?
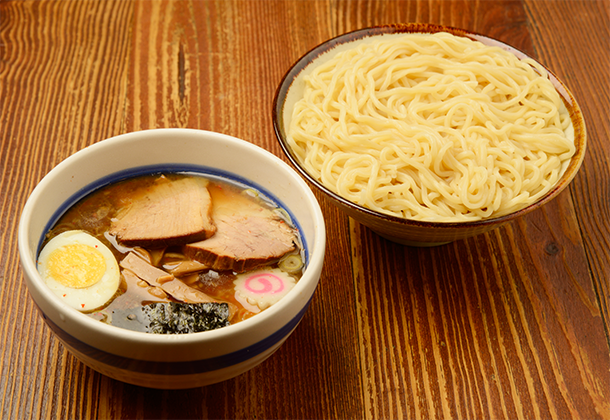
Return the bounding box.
[37,230,120,312]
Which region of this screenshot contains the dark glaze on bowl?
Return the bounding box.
[272,23,586,246]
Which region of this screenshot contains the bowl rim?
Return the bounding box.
[272,23,587,229]
[18,128,326,351]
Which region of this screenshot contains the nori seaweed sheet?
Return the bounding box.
[143,302,231,334]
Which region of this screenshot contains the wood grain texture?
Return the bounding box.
[523,0,610,359]
[0,1,133,419]
[353,212,603,418]
[1,1,608,419]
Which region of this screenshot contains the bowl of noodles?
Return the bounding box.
[273,23,586,246]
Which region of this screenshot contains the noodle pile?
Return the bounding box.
[287,32,575,222]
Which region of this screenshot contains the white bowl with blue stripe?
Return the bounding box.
[18,128,326,389]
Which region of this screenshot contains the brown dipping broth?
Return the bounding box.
[42,172,304,328]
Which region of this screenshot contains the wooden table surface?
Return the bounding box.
[1,1,609,419]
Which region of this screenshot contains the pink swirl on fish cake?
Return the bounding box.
[244,273,285,294]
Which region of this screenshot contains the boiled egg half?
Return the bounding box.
[37,230,120,312]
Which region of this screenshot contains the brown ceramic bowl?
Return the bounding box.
[272,23,586,246]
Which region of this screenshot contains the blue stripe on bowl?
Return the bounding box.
[38,298,312,376]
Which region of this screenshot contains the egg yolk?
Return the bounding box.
[46,244,106,288]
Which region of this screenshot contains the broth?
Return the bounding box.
[39,172,304,333]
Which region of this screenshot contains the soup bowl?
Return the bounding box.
[18,128,326,389]
[273,23,586,246]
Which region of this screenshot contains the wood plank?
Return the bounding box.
[525,0,610,357]
[0,1,133,420]
[351,204,608,419]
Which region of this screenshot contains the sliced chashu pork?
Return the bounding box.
[110,176,215,248]
[183,184,297,273]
